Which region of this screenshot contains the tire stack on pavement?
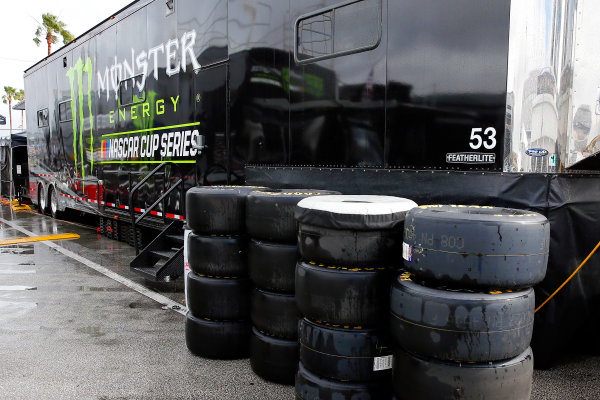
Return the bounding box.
[245,189,339,385]
[294,195,418,399]
[391,205,550,399]
[184,186,265,359]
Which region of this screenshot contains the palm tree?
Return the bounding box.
[2,86,18,134]
[14,89,25,129]
[33,13,74,56]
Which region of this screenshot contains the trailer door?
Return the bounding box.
[194,64,229,185]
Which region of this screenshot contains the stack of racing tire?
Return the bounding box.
[294,195,418,399]
[245,189,339,384]
[184,186,263,359]
[391,205,550,399]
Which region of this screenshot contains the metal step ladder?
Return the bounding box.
[127,162,186,282]
[130,220,184,281]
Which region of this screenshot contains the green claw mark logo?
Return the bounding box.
[66,57,94,186]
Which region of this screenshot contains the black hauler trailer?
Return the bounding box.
[24,0,600,365]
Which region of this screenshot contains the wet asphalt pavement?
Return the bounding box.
[0,205,294,399]
[0,204,599,399]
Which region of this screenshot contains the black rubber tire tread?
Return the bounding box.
[185,312,250,359]
[295,362,391,400]
[403,204,550,288]
[248,239,298,292]
[186,271,251,320]
[186,186,266,234]
[246,189,340,243]
[251,289,299,339]
[295,261,396,327]
[298,223,402,267]
[295,195,417,231]
[250,328,299,385]
[390,273,534,362]
[187,232,247,276]
[298,318,392,382]
[392,347,533,400]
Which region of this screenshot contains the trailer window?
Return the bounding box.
[58,101,72,122]
[295,0,381,64]
[37,108,49,127]
[119,74,146,107]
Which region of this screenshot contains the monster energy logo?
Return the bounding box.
[66,57,94,183]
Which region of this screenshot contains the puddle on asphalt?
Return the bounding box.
[78,286,128,292]
[0,286,37,291]
[0,245,35,255]
[0,269,36,275]
[0,300,38,323]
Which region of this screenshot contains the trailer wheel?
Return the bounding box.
[187,233,247,277]
[250,327,299,385]
[186,271,251,320]
[37,184,46,214]
[186,186,265,234]
[251,289,299,339]
[402,205,550,288]
[298,318,392,382]
[295,362,390,400]
[185,312,250,359]
[49,186,62,219]
[390,272,535,362]
[248,239,298,293]
[295,261,395,327]
[392,347,533,400]
[246,189,340,243]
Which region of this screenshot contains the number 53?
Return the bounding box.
[469,127,497,150]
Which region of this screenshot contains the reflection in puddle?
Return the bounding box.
[0,245,35,255]
[0,270,36,275]
[0,286,37,291]
[79,286,128,292]
[78,326,105,337]
[0,300,37,323]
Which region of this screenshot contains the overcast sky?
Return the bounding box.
[0,0,133,136]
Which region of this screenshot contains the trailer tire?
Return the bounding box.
[392,347,533,400]
[295,261,395,327]
[248,239,297,292]
[402,205,550,288]
[49,186,62,219]
[186,186,265,234]
[295,362,390,400]
[186,271,251,320]
[187,233,247,277]
[246,189,339,243]
[298,318,392,382]
[251,289,299,339]
[390,273,535,362]
[298,224,402,267]
[250,327,299,385]
[37,184,46,214]
[185,312,250,359]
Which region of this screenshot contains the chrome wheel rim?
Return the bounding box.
[51,189,58,215]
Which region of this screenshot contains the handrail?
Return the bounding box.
[128,162,185,255]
